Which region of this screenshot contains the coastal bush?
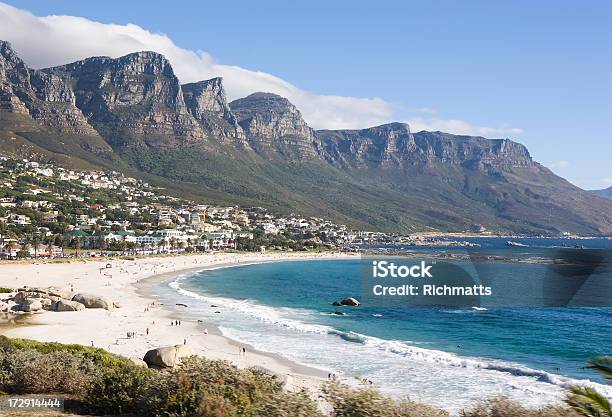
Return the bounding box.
[250,390,325,417]
[322,381,450,417]
[144,357,288,416]
[0,287,13,293]
[196,393,237,417]
[1,336,130,368]
[84,362,155,415]
[0,348,96,395]
[460,397,580,417]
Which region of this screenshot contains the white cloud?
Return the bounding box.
[407,117,524,137]
[602,178,612,185]
[0,2,523,135]
[547,160,571,169]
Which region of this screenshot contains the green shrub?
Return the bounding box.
[0,336,129,368]
[0,348,96,395]
[0,287,13,293]
[84,362,155,416]
[196,393,237,417]
[323,382,403,417]
[144,357,287,416]
[460,397,580,417]
[250,390,324,417]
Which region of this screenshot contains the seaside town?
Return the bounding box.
[0,154,428,259]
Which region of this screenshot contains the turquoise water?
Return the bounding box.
[157,240,612,413]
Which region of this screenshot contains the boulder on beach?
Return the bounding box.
[14,291,42,303]
[143,345,195,368]
[128,357,149,368]
[39,298,53,309]
[48,287,75,300]
[18,299,43,312]
[18,286,47,295]
[54,299,86,312]
[72,293,114,310]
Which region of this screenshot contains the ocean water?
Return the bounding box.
[155,239,612,414]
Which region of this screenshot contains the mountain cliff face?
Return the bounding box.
[318,124,533,170]
[0,40,100,136]
[230,92,320,160]
[1,41,610,235]
[42,51,205,148]
[319,122,416,167]
[182,77,247,146]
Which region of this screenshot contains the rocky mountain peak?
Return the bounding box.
[41,50,204,146]
[181,77,246,144]
[0,41,31,113]
[412,132,533,169]
[182,77,226,113]
[0,41,100,134]
[229,92,319,160]
[0,40,17,62]
[318,122,416,166]
[317,124,534,170]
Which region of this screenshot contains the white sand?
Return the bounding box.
[0,251,358,394]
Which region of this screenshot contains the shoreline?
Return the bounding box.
[0,251,358,395]
[133,258,337,381]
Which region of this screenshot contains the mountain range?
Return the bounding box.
[590,186,612,201]
[1,40,611,235]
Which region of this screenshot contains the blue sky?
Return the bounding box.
[1,1,610,189]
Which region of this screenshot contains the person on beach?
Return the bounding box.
[183,338,187,345]
[146,328,149,335]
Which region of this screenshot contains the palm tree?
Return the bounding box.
[3,241,16,259]
[566,356,612,417]
[22,242,31,258]
[75,236,81,258]
[32,232,40,259]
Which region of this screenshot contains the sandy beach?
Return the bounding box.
[0,251,358,395]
